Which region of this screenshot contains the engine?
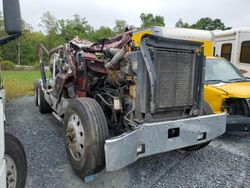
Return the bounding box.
[47,33,204,135]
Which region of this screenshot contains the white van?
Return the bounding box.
[213,28,250,77]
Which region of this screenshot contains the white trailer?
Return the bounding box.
[213,28,250,77]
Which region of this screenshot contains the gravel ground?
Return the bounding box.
[4,96,250,188]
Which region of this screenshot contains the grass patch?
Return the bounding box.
[2,71,43,100]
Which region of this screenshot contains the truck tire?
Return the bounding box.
[5,133,27,188]
[63,98,109,178]
[38,85,51,113]
[34,80,40,106]
[181,101,213,151]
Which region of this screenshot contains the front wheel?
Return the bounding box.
[181,101,213,152]
[5,133,27,188]
[63,98,109,178]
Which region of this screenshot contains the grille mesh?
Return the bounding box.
[154,50,195,109]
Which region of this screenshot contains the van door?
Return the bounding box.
[236,32,250,77]
[220,43,233,61]
[214,39,235,62]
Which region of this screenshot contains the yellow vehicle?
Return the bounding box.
[133,28,248,132]
[204,57,250,132]
[132,26,213,56]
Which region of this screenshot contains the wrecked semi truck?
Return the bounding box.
[34,32,226,178]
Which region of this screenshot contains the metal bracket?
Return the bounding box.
[139,36,157,113]
[38,43,48,90]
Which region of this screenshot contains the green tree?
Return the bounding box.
[175,18,190,28]
[191,17,231,30]
[38,12,64,49]
[91,26,114,41]
[0,19,41,65]
[140,13,165,28]
[39,11,59,34]
[212,18,232,30]
[58,14,94,41]
[176,17,231,31]
[21,20,33,32]
[19,31,45,65]
[113,20,127,34]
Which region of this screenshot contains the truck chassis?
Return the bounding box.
[35,33,226,179]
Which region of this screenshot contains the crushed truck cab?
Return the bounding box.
[35,33,226,179]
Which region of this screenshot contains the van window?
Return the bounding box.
[240,41,250,64]
[221,43,232,61]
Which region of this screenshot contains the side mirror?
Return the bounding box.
[3,0,21,35]
[0,0,22,45]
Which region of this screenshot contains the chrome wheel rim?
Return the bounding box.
[66,113,85,161]
[5,154,17,188]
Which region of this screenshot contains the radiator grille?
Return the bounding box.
[154,50,195,109]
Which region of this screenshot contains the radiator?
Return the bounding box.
[154,50,195,109]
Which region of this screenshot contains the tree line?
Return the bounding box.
[0,12,230,65]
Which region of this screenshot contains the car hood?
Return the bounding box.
[206,81,250,98]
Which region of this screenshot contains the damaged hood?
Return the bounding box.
[207,81,250,98]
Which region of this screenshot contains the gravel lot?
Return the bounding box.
[4,96,250,188]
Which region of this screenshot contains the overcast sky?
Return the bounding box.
[4,0,250,30]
